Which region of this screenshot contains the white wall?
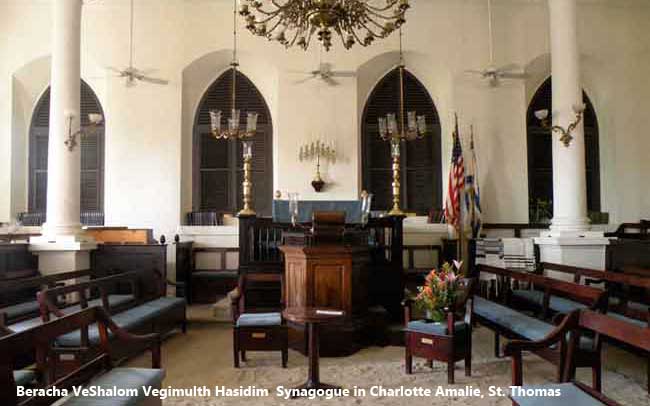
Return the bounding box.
[1,0,650,242]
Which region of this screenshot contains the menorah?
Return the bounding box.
[299,139,337,192]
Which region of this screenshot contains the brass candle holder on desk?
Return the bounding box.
[299,139,336,192]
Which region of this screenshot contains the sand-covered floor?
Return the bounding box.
[126,305,650,405]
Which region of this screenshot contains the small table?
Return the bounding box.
[282,307,345,395]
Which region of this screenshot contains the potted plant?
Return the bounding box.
[413,261,464,323]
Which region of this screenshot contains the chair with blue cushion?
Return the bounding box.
[403,278,474,384]
[232,273,288,368]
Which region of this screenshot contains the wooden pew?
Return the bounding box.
[36,271,185,376]
[475,265,607,390]
[506,309,650,405]
[0,270,93,326]
[537,262,650,320]
[173,236,239,304]
[0,243,38,281]
[605,220,650,240]
[0,306,163,406]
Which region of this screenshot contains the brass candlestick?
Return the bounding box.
[238,140,256,216]
[389,139,403,216]
[377,29,427,216]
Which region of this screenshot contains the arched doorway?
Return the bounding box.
[361,68,442,215]
[28,80,105,224]
[526,77,600,221]
[193,69,273,216]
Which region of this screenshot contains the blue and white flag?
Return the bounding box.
[465,126,482,238]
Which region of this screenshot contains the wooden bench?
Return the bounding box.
[0,306,164,406]
[174,237,239,304]
[506,309,650,406]
[35,271,185,376]
[536,262,650,319]
[0,270,93,326]
[525,262,650,393]
[475,265,607,390]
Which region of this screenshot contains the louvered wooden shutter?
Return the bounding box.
[526,77,601,214]
[28,81,105,214]
[194,69,273,215]
[362,68,442,215]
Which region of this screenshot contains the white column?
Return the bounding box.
[548,0,590,234]
[31,0,95,274]
[43,0,83,239]
[535,0,609,271]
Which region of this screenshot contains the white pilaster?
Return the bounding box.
[30,0,95,274]
[548,0,590,234]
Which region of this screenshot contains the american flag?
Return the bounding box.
[445,115,464,230]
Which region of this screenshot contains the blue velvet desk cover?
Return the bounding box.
[272,200,362,224]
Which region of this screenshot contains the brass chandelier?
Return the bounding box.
[238,0,410,51]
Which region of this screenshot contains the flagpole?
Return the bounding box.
[455,114,463,268]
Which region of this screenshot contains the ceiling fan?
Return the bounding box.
[107,0,169,87]
[291,46,356,86]
[464,0,527,87]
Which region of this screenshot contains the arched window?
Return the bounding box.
[28,80,105,221]
[193,69,273,216]
[362,68,442,215]
[526,77,600,220]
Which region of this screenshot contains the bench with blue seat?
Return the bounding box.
[35,271,185,376]
[506,309,650,406]
[475,265,607,390]
[0,306,165,406]
[0,269,94,326]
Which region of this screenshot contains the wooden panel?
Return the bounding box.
[312,263,346,310]
[285,261,307,308]
[84,228,153,244]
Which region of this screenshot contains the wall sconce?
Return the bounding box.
[299,139,336,192]
[64,110,103,152]
[535,103,585,147]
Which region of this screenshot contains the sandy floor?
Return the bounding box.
[126,305,650,405]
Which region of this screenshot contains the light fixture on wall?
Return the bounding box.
[377,29,427,216]
[237,0,410,51]
[534,103,585,147]
[209,0,259,216]
[299,139,337,192]
[64,111,103,152]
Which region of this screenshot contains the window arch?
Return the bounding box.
[526,77,601,219]
[193,69,273,216]
[28,80,105,221]
[361,68,442,215]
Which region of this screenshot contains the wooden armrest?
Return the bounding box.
[504,311,579,356]
[96,307,162,368]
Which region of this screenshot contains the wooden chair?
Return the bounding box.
[0,306,162,406]
[403,278,474,384]
[505,309,650,406]
[232,273,288,368]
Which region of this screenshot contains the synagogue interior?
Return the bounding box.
[1,0,650,405]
